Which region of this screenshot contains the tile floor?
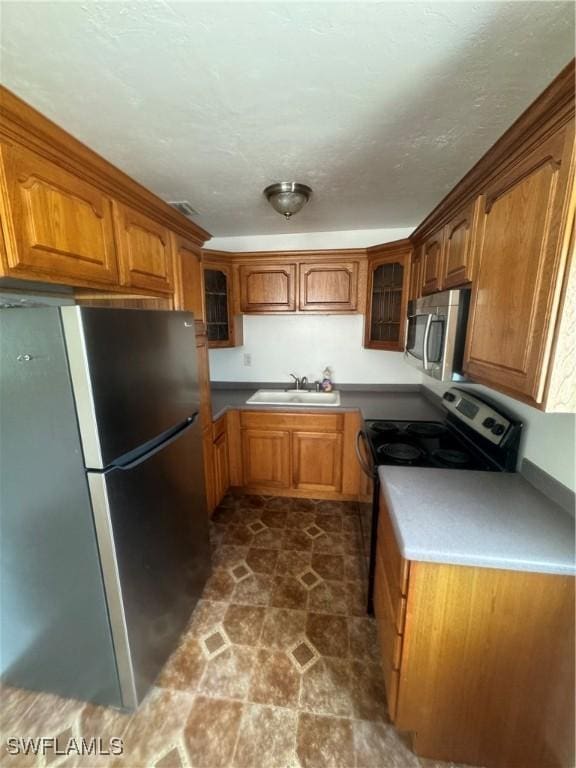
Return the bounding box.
[1,494,473,768]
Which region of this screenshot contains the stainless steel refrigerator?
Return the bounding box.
[0,306,211,709]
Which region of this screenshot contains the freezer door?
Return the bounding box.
[61,306,199,468]
[0,307,121,706]
[88,415,210,708]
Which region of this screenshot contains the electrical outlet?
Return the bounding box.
[243,353,252,367]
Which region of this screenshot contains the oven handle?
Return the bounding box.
[422,314,433,371]
[355,429,374,478]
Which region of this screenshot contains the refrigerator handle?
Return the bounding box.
[109,413,199,472]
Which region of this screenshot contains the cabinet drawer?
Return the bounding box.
[378,488,410,597]
[240,411,344,432]
[374,549,404,670]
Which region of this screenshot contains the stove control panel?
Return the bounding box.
[442,388,512,446]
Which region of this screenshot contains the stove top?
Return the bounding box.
[366,419,496,470]
[364,388,523,473]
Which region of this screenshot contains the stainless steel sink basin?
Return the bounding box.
[246,389,341,407]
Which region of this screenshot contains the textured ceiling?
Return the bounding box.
[0,2,574,237]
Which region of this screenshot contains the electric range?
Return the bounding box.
[356,388,523,613]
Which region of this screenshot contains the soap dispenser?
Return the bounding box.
[321,366,333,392]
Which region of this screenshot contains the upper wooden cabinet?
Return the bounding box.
[408,251,422,302]
[420,230,444,295]
[113,202,174,294]
[0,144,119,287]
[464,121,575,407]
[202,256,243,348]
[0,86,210,295]
[238,262,297,312]
[172,234,205,324]
[299,261,359,311]
[441,198,479,289]
[364,242,411,351]
[235,253,365,314]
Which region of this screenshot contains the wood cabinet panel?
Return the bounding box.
[397,562,575,768]
[364,247,411,350]
[173,233,205,324]
[374,549,404,671]
[241,428,290,489]
[202,426,216,516]
[408,253,422,301]
[441,198,478,288]
[464,122,574,405]
[213,431,230,507]
[377,489,410,599]
[195,336,212,433]
[0,144,118,286]
[292,431,343,493]
[299,261,359,311]
[114,202,174,294]
[239,411,343,432]
[239,263,296,312]
[420,231,444,295]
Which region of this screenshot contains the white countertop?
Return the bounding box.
[378,466,575,576]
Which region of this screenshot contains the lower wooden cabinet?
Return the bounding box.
[241,428,291,489]
[234,410,362,499]
[292,431,343,493]
[212,416,230,507]
[375,490,575,768]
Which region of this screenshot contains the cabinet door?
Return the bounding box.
[213,432,230,507]
[464,123,574,405]
[0,144,118,286]
[241,429,290,488]
[409,253,422,301]
[114,202,174,294]
[204,265,233,346]
[173,234,205,324]
[442,199,478,289]
[239,263,296,312]
[299,261,359,311]
[202,426,216,516]
[421,231,444,295]
[365,252,410,350]
[292,431,343,493]
[195,336,212,433]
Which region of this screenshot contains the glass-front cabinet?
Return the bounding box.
[203,261,243,348]
[364,244,411,351]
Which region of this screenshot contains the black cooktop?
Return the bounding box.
[365,419,497,471]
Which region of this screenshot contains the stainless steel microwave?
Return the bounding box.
[404,289,471,381]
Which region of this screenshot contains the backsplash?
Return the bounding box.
[209,314,422,386]
[424,382,576,492]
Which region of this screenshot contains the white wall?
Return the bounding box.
[210,314,422,386]
[206,227,414,252]
[424,382,576,491]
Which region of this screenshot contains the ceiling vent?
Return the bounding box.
[168,201,199,218]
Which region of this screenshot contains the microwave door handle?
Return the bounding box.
[422,314,433,370]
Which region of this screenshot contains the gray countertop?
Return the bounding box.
[211,385,442,422]
[378,466,576,576]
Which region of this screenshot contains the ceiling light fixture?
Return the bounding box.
[263,182,312,220]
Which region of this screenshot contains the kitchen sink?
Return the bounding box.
[246,389,341,407]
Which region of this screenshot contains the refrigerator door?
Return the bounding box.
[87,414,210,708]
[61,306,199,469]
[0,307,121,706]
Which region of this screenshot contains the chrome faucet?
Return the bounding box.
[289,374,308,390]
